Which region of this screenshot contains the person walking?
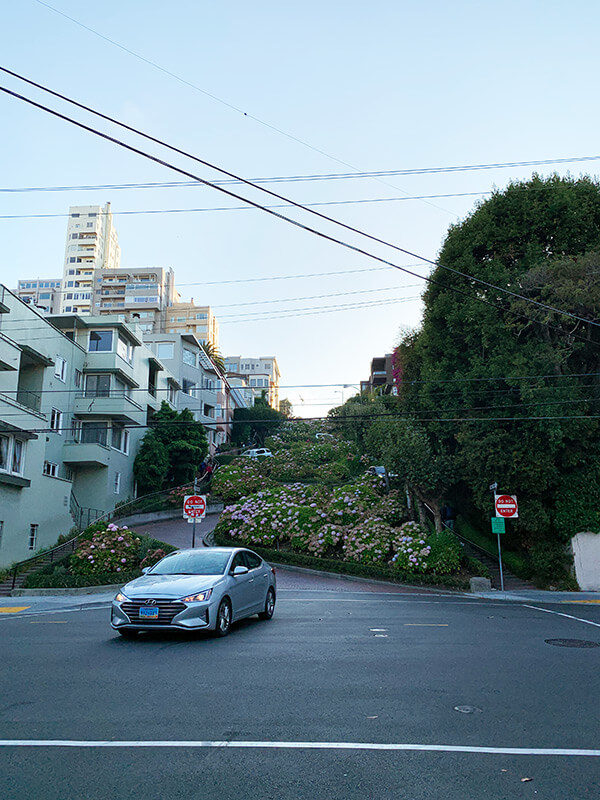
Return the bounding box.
[441,502,457,531]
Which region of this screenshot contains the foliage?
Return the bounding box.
[425,529,463,575]
[201,342,225,373]
[70,524,140,575]
[134,403,208,494]
[342,518,395,565]
[390,522,431,572]
[140,548,168,569]
[462,556,491,579]
[279,398,293,418]
[231,399,285,446]
[211,459,273,502]
[528,540,574,587]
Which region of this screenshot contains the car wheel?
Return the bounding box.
[259,588,276,620]
[215,598,232,637]
[118,629,138,639]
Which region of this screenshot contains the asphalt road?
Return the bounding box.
[1,572,599,800]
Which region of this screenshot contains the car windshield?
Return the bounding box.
[150,551,230,575]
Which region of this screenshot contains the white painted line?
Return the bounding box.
[370,628,388,632]
[0,740,597,756]
[523,604,600,628]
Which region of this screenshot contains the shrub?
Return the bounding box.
[462,556,491,578]
[529,540,574,587]
[140,548,168,569]
[390,522,431,573]
[211,459,273,502]
[342,518,395,565]
[425,529,463,575]
[70,524,140,575]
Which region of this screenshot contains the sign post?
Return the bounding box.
[492,494,518,592]
[183,488,207,548]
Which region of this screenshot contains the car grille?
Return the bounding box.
[121,599,186,625]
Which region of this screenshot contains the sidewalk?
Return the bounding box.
[472,589,600,605]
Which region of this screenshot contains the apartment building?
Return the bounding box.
[60,203,121,314]
[16,278,63,313]
[93,266,177,332]
[360,354,396,395]
[224,355,281,409]
[165,301,219,348]
[0,285,176,567]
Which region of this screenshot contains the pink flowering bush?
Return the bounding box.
[71,523,141,575]
[211,459,273,502]
[390,522,431,573]
[306,523,346,557]
[342,518,395,565]
[140,548,167,569]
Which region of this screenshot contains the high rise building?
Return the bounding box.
[60,203,121,314]
[93,266,177,333]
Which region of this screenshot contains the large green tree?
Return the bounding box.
[396,176,600,552]
[134,402,209,494]
[231,393,285,446]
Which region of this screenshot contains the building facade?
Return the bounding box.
[165,302,219,348]
[93,265,177,332]
[224,355,281,409]
[0,285,176,567]
[16,278,63,314]
[60,203,121,314]
[360,354,396,395]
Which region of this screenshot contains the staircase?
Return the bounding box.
[0,539,80,597]
[458,537,534,591]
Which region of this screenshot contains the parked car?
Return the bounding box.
[315,433,336,440]
[111,547,276,638]
[367,465,399,479]
[241,448,273,459]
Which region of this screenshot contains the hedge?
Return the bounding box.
[213,532,470,590]
[22,570,142,589]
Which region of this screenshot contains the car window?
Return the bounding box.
[230,552,246,571]
[244,551,262,570]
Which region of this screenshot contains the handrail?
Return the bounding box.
[421,500,500,563]
[9,473,212,589]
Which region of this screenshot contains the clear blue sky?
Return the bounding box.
[1,0,599,416]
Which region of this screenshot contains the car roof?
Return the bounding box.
[166,547,248,556]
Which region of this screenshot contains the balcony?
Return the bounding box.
[73,393,144,423]
[16,388,42,412]
[62,441,110,468]
[0,333,20,371]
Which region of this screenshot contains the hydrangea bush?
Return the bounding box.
[71,523,141,575]
[211,459,273,502]
[342,517,395,565]
[390,522,431,573]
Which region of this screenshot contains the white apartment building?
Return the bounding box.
[224,356,281,409]
[16,278,62,313]
[60,203,121,314]
[0,285,179,568]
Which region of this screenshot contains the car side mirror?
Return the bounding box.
[232,565,249,576]
[141,567,150,574]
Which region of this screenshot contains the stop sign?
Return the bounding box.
[495,494,518,518]
[183,495,206,519]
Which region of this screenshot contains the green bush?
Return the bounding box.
[462,556,491,579]
[22,570,142,589]
[426,530,463,575]
[529,540,574,587]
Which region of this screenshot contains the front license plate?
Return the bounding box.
[139,607,159,619]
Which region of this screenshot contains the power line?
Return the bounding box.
[0,192,490,220]
[0,76,596,347]
[4,153,600,193]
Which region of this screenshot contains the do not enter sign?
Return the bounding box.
[183,495,207,519]
[495,494,518,518]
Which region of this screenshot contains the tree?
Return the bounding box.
[201,342,225,373]
[396,175,600,551]
[231,396,284,446]
[279,398,293,418]
[134,402,209,494]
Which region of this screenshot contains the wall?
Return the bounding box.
[571,532,600,591]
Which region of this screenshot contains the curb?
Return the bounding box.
[11,584,123,597]
[269,562,464,594]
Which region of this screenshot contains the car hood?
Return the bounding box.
[120,574,224,599]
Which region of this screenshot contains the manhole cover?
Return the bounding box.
[545,638,600,649]
[453,705,483,714]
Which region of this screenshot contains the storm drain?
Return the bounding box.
[544,638,600,649]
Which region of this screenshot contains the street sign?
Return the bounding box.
[491,517,506,534]
[494,494,518,518]
[489,482,498,491]
[183,495,206,519]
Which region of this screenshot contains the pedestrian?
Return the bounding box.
[441,502,456,531]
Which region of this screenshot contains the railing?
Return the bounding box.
[16,389,42,412]
[9,474,213,589]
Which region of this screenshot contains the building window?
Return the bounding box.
[50,409,63,433]
[87,222,94,228]
[0,434,25,475]
[84,374,111,397]
[182,348,196,367]
[114,472,121,494]
[195,313,207,320]
[78,420,108,447]
[117,336,133,363]
[168,384,177,405]
[88,330,113,352]
[111,423,129,454]
[43,461,59,477]
[54,356,67,382]
[65,306,72,312]
[28,524,38,550]
[157,343,174,360]
[74,369,82,389]
[71,213,80,218]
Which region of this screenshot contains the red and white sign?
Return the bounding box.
[183,495,206,519]
[495,494,518,518]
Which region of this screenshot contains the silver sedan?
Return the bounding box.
[111,547,276,638]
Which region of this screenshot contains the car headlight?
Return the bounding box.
[114,592,129,603]
[181,589,213,603]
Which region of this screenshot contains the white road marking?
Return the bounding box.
[523,604,600,628]
[370,628,388,631]
[0,739,597,756]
